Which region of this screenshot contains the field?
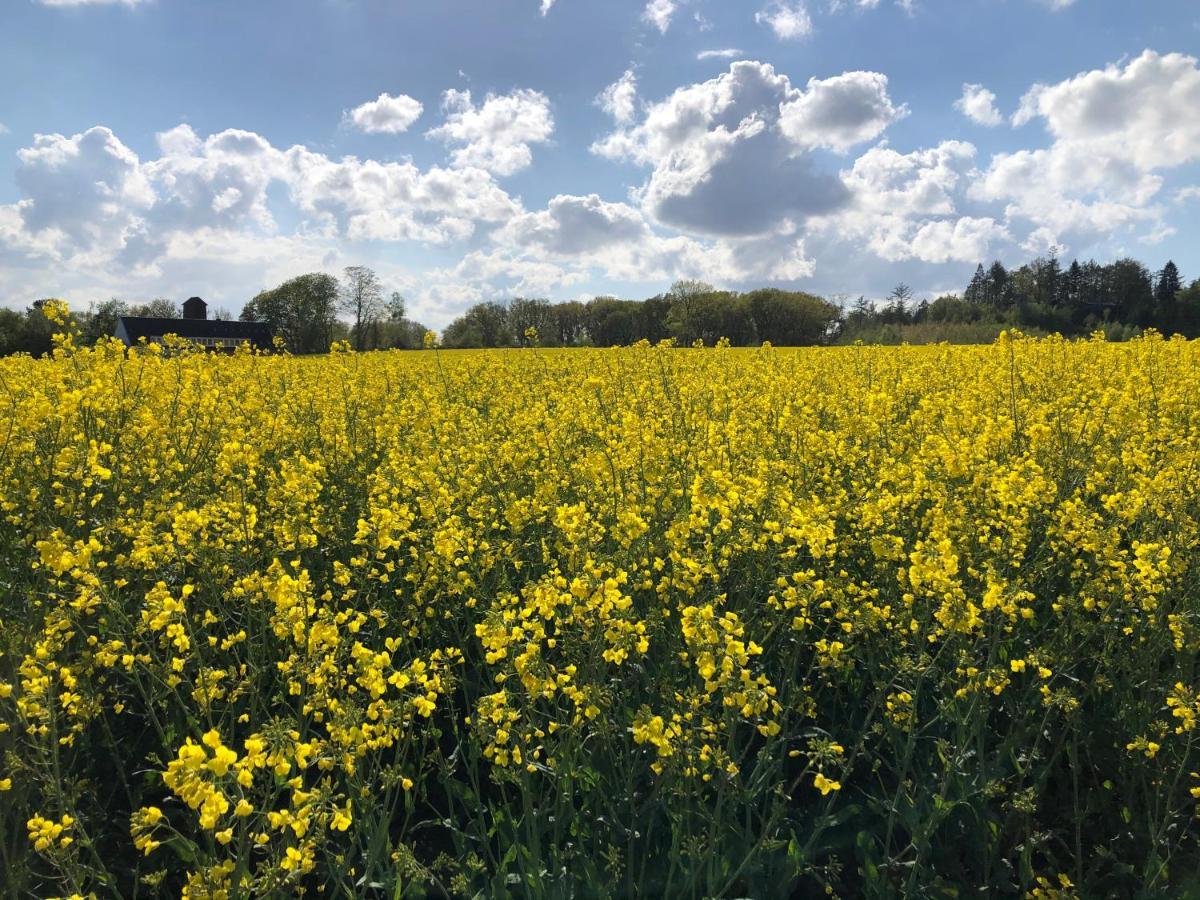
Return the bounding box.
[2,316,1200,898]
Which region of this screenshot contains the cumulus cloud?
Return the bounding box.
[427,88,554,176]
[284,148,519,243]
[906,217,1010,264]
[697,49,742,61]
[755,2,813,40]
[497,193,651,256]
[144,125,283,236]
[593,61,906,237]
[1010,50,1200,169]
[955,84,1003,126]
[16,126,154,256]
[842,141,977,217]
[643,0,680,33]
[540,0,556,14]
[492,193,818,286]
[344,93,424,134]
[597,70,638,125]
[813,140,1010,263]
[779,71,908,153]
[974,50,1200,241]
[8,120,524,275]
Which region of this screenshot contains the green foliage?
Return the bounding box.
[241,273,340,354]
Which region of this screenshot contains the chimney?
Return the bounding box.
[182,296,208,320]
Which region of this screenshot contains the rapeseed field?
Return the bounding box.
[2,307,1199,897]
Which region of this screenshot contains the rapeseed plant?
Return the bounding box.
[0,318,1197,895]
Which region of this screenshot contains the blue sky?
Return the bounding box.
[1,0,1199,326]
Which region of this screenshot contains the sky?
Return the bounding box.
[1,0,1199,327]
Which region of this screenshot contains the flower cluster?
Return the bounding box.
[0,323,1198,896]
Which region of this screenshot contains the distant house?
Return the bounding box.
[115,297,273,351]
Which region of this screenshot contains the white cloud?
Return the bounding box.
[1,120,544,324]
[907,217,1010,264]
[755,2,813,40]
[15,126,155,257]
[1175,186,1200,204]
[697,49,742,61]
[593,61,869,236]
[284,147,520,243]
[828,0,916,14]
[1036,0,1075,9]
[8,121,524,277]
[779,71,908,153]
[0,123,9,136]
[1021,226,1062,255]
[540,0,556,14]
[427,88,554,176]
[643,0,680,33]
[597,70,638,126]
[344,93,424,135]
[497,193,651,255]
[813,140,1008,264]
[1011,50,1200,170]
[842,141,977,218]
[491,193,818,287]
[974,50,1200,242]
[954,84,1003,126]
[144,125,283,237]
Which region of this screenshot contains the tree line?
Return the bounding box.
[838,256,1199,344]
[0,267,431,357]
[239,268,430,354]
[1,254,1198,356]
[440,282,841,348]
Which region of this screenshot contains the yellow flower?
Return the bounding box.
[813,773,841,796]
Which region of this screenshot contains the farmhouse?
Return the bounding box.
[115,297,273,350]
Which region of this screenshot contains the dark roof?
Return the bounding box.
[116,316,273,347]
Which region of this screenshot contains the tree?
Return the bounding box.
[965,264,989,305]
[387,292,407,323]
[585,297,640,346]
[1036,253,1062,307]
[508,298,555,346]
[638,295,673,344]
[129,298,179,318]
[664,280,717,342]
[1172,280,1200,338]
[552,301,587,346]
[987,261,1011,308]
[442,302,513,348]
[1155,261,1183,306]
[1107,258,1155,326]
[745,289,840,345]
[666,280,716,303]
[924,295,988,324]
[880,283,915,325]
[242,273,339,353]
[1061,260,1083,310]
[0,308,26,356]
[81,298,129,345]
[340,266,383,351]
[665,289,744,345]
